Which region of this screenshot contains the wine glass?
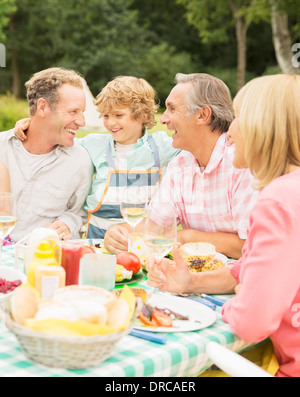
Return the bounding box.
[0,193,17,262]
[120,186,148,232]
[143,202,177,260]
[120,201,147,232]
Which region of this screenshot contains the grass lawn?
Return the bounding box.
[76,113,173,138]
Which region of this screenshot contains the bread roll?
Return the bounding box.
[35,302,80,322]
[35,286,113,325]
[75,300,107,324]
[179,242,216,259]
[52,285,114,306]
[10,285,39,325]
[35,300,108,325]
[106,298,130,329]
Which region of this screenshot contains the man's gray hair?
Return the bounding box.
[175,73,234,133]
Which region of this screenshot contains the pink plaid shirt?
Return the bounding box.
[151,134,258,239]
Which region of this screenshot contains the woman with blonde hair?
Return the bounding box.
[221,73,300,377]
[148,74,300,377]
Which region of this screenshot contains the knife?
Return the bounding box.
[188,297,216,310]
[201,294,226,306]
[129,329,167,344]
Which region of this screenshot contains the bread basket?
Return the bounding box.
[2,285,141,369]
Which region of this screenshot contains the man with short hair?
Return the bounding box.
[104,73,257,259]
[0,67,93,240]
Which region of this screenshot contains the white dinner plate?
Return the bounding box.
[215,252,229,264]
[134,292,217,333]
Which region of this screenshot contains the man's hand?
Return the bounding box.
[104,223,131,254]
[44,220,72,240]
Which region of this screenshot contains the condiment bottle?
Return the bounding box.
[27,240,59,288]
[35,265,66,299]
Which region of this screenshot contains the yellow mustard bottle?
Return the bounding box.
[27,240,59,289]
[35,265,66,299]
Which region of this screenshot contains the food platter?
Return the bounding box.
[134,292,217,333]
[115,270,145,286]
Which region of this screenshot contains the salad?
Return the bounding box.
[138,302,189,328]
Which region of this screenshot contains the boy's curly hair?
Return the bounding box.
[95,76,159,129]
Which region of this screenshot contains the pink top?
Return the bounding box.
[151,134,257,238]
[222,168,300,377]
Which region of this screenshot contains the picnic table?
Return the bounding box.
[0,244,258,378]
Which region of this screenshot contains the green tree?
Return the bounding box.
[3,0,152,97]
[57,0,151,94]
[0,0,16,41]
[178,0,300,88]
[269,0,300,74]
[177,0,269,90]
[141,43,195,104]
[131,0,204,62]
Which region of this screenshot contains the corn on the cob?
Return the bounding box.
[115,265,133,282]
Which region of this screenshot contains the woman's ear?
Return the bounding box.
[196,105,212,125]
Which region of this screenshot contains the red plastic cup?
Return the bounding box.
[61,242,83,285]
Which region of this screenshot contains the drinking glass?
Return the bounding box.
[79,252,116,291]
[143,202,177,260]
[120,184,149,232]
[120,201,147,232]
[0,193,17,262]
[61,241,84,285]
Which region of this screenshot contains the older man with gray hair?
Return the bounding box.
[0,67,93,241]
[104,73,257,259]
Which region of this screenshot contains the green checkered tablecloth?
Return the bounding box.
[0,244,255,377]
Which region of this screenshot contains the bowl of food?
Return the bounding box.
[0,266,27,309]
[179,242,225,272]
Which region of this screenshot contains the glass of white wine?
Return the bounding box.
[143,202,177,260]
[120,201,147,232]
[0,193,17,262]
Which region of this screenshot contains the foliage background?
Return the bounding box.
[0,0,299,131]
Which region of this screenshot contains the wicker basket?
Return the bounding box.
[3,290,141,369]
